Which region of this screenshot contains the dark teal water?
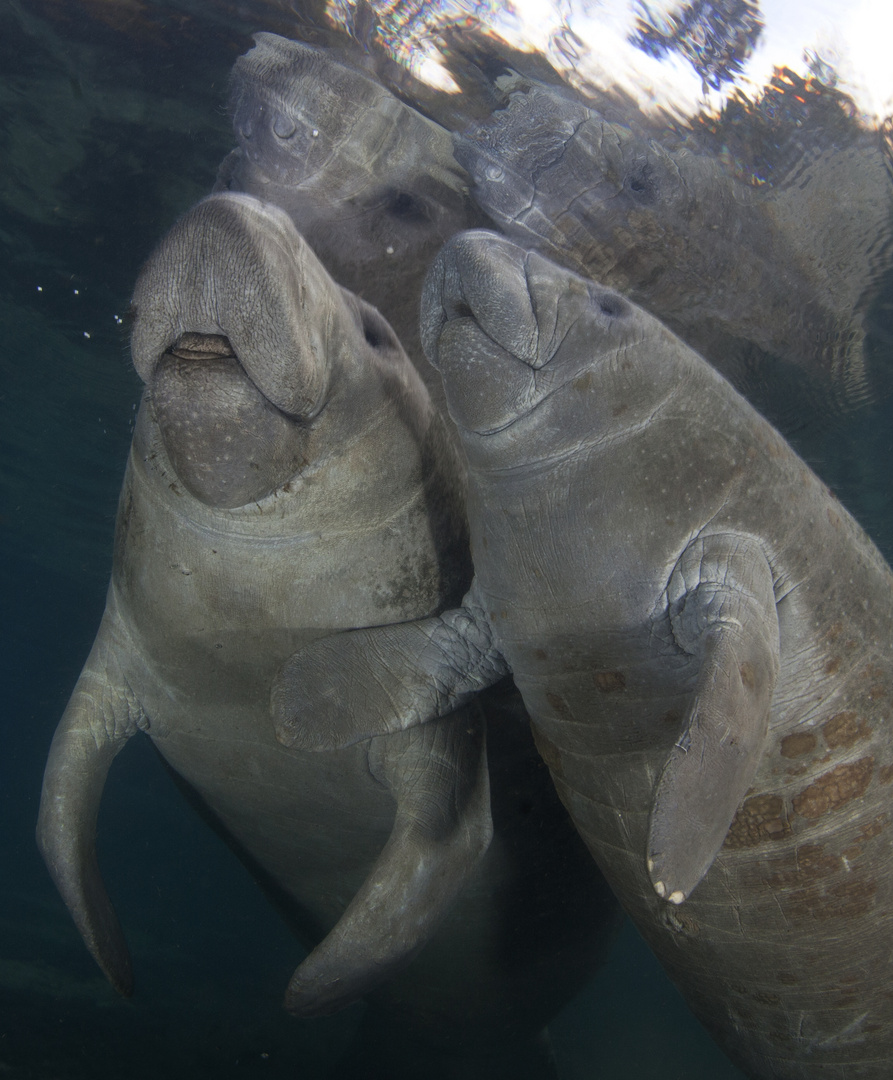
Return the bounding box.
[2,3,891,1078]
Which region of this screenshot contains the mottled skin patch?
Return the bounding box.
[822,711,872,749]
[792,758,875,819]
[724,793,791,848]
[780,731,818,758]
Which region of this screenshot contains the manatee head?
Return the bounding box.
[452,87,591,226]
[453,85,733,302]
[223,34,478,276]
[130,192,408,509]
[421,229,692,458]
[455,86,692,226]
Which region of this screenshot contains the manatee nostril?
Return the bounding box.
[272,113,297,139]
[450,301,474,321]
[627,163,659,204]
[597,293,628,318]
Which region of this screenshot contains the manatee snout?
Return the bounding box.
[421,230,628,433]
[129,193,372,506]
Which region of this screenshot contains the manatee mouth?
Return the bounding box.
[150,332,310,509]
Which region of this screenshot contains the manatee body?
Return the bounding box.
[37,201,618,1076]
[278,231,893,1079]
[453,83,891,404]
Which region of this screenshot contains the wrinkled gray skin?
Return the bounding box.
[215,32,489,417]
[453,84,892,404]
[277,231,893,1079]
[37,198,617,1076]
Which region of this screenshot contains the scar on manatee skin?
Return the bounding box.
[660,905,699,935]
[545,691,572,719]
[593,670,626,692]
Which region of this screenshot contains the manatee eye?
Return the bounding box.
[627,162,659,204]
[386,190,429,223]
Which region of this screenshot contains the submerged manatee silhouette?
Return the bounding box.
[37,200,619,1076]
[453,82,892,405]
[277,231,893,1080]
[219,34,892,412]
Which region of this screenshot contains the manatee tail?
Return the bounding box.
[283,709,492,1017]
[36,600,144,997]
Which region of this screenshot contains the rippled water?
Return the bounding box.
[2,1,891,1077]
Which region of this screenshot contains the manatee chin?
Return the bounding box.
[150,332,309,508]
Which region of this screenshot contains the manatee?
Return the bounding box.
[276,230,893,1079]
[37,198,618,1077]
[453,82,892,405]
[215,32,489,414]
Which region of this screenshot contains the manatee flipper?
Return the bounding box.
[284,709,492,1016]
[272,584,507,751]
[36,603,145,996]
[647,533,780,904]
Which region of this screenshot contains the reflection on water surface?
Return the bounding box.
[2,2,892,1078]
